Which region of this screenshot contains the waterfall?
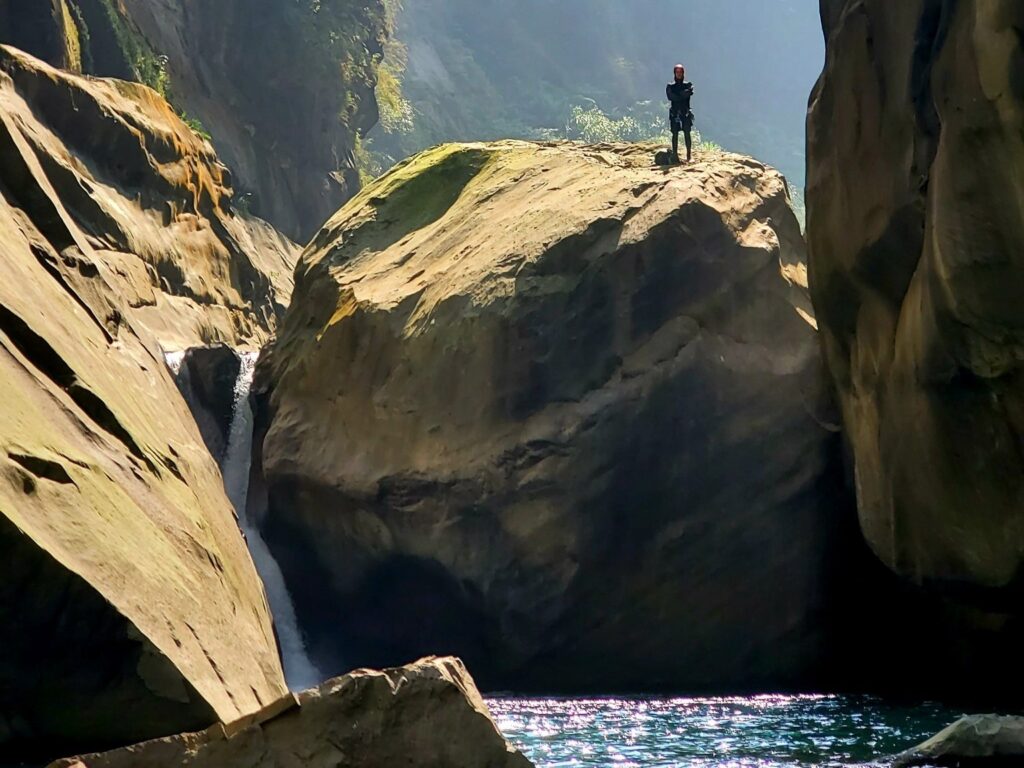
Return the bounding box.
[222,351,322,692]
[164,350,186,376]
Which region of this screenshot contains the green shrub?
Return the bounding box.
[693,130,722,154]
[179,113,211,141]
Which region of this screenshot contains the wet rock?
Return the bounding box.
[892,715,1024,767]
[48,657,533,768]
[256,140,845,692]
[173,346,242,466]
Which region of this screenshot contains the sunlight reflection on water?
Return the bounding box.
[487,694,961,768]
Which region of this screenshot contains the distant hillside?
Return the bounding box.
[368,0,822,191]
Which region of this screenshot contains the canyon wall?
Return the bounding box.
[808,0,1024,697]
[114,0,387,240]
[0,46,291,761]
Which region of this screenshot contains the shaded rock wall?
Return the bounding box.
[255,140,846,692]
[808,0,1024,697]
[0,46,288,761]
[0,0,79,72]
[0,0,388,241]
[173,346,241,466]
[49,657,533,768]
[115,0,387,240]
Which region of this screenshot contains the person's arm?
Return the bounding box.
[666,84,674,103]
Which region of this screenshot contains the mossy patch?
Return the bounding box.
[328,143,494,257]
[59,0,83,73]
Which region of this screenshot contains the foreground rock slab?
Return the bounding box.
[256,140,844,692]
[50,657,534,768]
[892,715,1024,767]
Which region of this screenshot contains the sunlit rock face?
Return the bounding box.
[0,47,288,761]
[809,1,1024,693]
[255,140,846,693]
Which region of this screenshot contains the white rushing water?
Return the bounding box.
[164,350,186,376]
[222,351,322,692]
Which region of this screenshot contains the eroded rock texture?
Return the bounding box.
[256,140,844,692]
[0,45,296,349]
[49,657,533,768]
[808,1,1024,694]
[0,46,288,760]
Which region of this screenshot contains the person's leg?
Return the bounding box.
[684,129,693,162]
[672,129,680,162]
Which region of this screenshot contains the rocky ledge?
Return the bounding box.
[49,657,533,768]
[254,140,846,692]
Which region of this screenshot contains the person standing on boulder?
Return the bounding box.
[666,64,695,163]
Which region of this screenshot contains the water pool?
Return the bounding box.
[488,694,960,767]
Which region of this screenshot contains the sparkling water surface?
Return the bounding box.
[488,695,961,768]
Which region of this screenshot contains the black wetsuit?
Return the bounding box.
[666,80,694,161]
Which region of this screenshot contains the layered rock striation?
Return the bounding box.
[0,45,296,349]
[0,46,290,761]
[255,140,844,692]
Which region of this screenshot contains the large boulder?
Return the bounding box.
[0,46,288,761]
[892,715,1024,767]
[48,657,534,768]
[808,1,1024,692]
[255,140,846,692]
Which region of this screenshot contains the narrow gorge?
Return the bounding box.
[0,0,1022,766]
[178,349,321,692]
